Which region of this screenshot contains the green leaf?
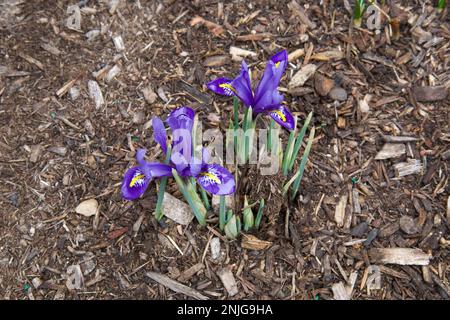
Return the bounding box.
[288,112,313,172]
[219,196,226,231]
[291,127,315,201]
[224,214,238,239]
[243,106,254,164]
[200,187,210,211]
[282,169,301,195]
[233,96,239,156]
[155,146,172,220]
[172,169,207,226]
[236,216,242,234]
[255,199,265,230]
[282,116,297,176]
[268,119,275,153]
[242,195,254,231]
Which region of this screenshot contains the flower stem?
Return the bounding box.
[155,146,172,221]
[291,127,315,201]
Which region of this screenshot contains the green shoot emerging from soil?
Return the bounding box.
[437,0,446,12]
[353,0,366,27]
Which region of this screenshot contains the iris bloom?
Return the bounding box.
[207,50,295,130]
[121,106,235,200]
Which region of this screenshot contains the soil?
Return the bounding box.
[0,0,449,300]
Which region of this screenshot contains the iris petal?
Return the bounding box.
[253,89,284,113]
[270,50,288,78]
[207,78,235,96]
[231,61,254,107]
[152,117,167,153]
[253,50,287,111]
[167,106,195,132]
[147,162,173,178]
[196,164,235,195]
[268,105,295,131]
[121,166,151,200]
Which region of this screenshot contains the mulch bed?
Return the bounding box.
[0,0,448,300]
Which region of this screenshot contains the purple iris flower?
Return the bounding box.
[121,106,235,200]
[207,50,295,130]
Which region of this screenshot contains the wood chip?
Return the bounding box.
[311,50,344,61]
[210,237,221,260]
[368,248,432,266]
[413,86,448,102]
[145,272,208,300]
[56,79,77,97]
[288,0,316,29]
[288,48,305,62]
[332,282,350,300]
[229,46,257,60]
[236,33,272,41]
[288,64,317,88]
[19,53,44,70]
[241,234,272,250]
[48,146,67,156]
[105,65,121,82]
[358,94,371,114]
[447,196,450,229]
[75,199,99,217]
[41,42,61,56]
[142,86,157,104]
[29,144,42,163]
[161,192,194,225]
[112,35,125,52]
[394,159,423,177]
[217,267,239,297]
[335,194,348,227]
[375,143,406,160]
[383,135,419,143]
[190,15,224,37]
[203,55,229,67]
[88,80,104,109]
[178,263,204,283]
[314,74,334,96]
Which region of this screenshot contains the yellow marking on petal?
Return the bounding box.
[273,110,286,122]
[219,83,236,93]
[200,172,222,184]
[130,174,145,187]
[275,61,281,68]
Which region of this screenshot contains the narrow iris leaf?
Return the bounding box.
[353,0,366,27]
[288,112,313,172]
[219,195,226,231]
[282,169,301,195]
[244,107,253,163]
[200,187,210,210]
[291,127,315,201]
[255,198,265,230]
[282,116,297,176]
[236,216,242,234]
[172,169,207,226]
[233,96,239,156]
[268,119,275,153]
[224,214,238,239]
[242,195,254,231]
[155,146,172,221]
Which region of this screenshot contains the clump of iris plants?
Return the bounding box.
[121,50,314,240]
[121,106,235,226]
[207,50,314,239]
